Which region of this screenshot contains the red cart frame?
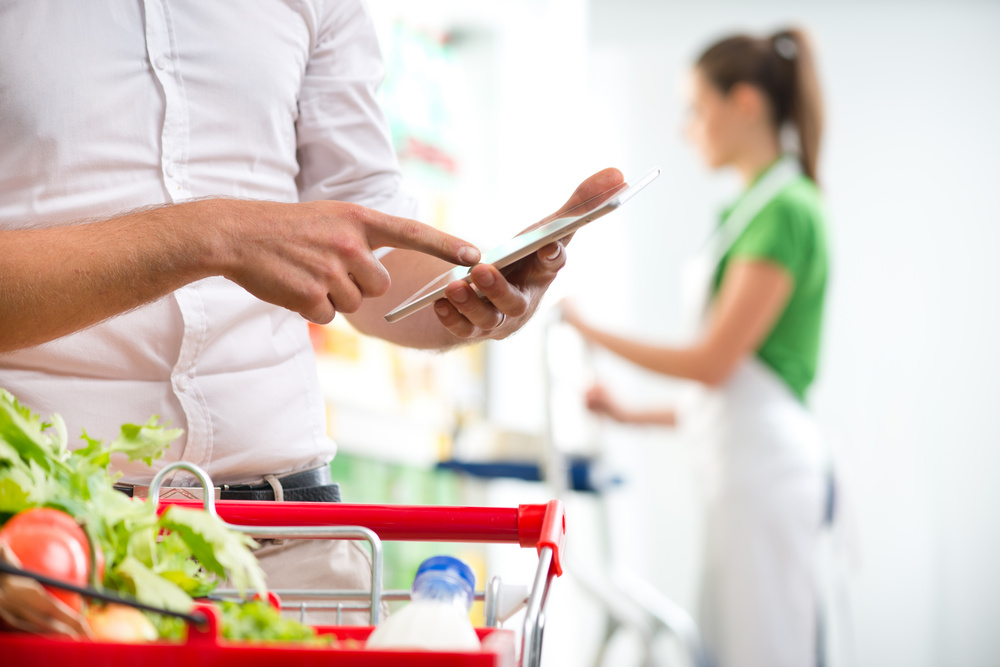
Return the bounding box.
[0,461,566,667]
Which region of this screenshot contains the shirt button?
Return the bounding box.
[175,375,190,392]
[164,161,176,178]
[154,55,170,71]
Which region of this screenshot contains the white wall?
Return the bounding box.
[574,1,1000,666]
[366,1,1000,664]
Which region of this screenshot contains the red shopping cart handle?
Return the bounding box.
[160,499,566,576]
[517,500,565,576]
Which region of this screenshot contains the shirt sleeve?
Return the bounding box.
[727,195,811,279]
[295,0,417,219]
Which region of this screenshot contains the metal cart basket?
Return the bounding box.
[0,461,566,667]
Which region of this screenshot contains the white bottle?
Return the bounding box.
[366,555,481,650]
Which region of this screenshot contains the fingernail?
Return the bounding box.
[476,269,495,287]
[543,244,562,261]
[449,286,469,303]
[459,245,481,264]
[435,302,450,317]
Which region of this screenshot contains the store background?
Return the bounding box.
[316,1,1000,665]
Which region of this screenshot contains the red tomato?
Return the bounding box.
[0,507,101,611]
[1,507,105,580]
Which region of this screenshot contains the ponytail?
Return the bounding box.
[772,29,824,185]
[695,27,825,184]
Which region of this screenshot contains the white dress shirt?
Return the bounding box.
[0,0,414,485]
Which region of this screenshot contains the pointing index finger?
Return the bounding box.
[367,210,480,266]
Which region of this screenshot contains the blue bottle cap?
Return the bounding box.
[415,555,476,592]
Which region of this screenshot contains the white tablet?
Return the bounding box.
[384,166,661,323]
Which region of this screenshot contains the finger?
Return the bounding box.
[503,241,566,292]
[322,265,366,314]
[444,278,511,330]
[343,251,392,299]
[360,206,481,266]
[433,298,478,339]
[466,265,529,320]
[553,167,625,217]
[298,290,337,325]
[513,169,625,238]
[536,241,567,273]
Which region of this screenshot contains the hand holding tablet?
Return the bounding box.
[385,166,661,323]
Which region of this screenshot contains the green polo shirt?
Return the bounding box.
[713,172,830,402]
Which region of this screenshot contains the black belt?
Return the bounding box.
[114,466,341,502]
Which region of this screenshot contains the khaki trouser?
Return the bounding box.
[254,538,386,627]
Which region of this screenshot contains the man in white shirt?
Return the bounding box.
[0,1,620,618]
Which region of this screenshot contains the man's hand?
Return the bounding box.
[432,167,624,340]
[216,199,481,325]
[0,198,481,352]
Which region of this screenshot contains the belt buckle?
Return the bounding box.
[132,485,222,500]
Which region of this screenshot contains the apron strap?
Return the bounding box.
[679,155,804,332]
[704,155,803,265]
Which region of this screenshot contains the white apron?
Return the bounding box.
[680,157,827,667]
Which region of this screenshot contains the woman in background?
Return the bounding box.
[563,28,830,667]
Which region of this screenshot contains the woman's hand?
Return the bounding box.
[558,298,589,335]
[585,384,626,421]
[585,383,678,427]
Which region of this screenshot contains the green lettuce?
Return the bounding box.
[0,388,293,640]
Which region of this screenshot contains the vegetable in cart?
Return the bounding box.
[0,388,321,643]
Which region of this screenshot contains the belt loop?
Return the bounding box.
[263,474,284,502]
[262,474,287,547]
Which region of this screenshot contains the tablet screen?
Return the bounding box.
[384,167,660,323]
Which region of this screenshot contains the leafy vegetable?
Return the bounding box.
[115,556,194,613]
[159,506,265,596]
[0,388,310,642]
[217,599,333,644]
[150,599,335,645]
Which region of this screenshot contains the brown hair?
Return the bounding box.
[695,28,824,184]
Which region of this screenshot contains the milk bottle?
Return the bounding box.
[366,555,481,650]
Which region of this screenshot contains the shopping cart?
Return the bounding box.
[0,461,566,667]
